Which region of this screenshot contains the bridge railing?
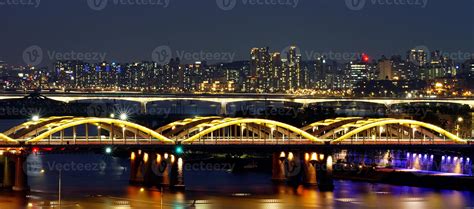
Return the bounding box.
[184,137,322,145]
[331,137,460,145]
[24,137,171,145]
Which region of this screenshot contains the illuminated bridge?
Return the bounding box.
[0,116,468,146]
[0,116,471,191]
[1,93,474,115]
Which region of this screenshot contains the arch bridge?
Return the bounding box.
[0,116,468,146]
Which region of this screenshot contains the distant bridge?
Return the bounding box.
[0,93,473,115]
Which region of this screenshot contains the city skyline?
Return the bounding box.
[1,45,473,68]
[2,45,473,97]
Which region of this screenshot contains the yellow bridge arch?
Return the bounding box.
[0,133,18,144]
[181,118,325,144]
[25,118,174,144]
[0,116,465,146]
[331,119,467,144]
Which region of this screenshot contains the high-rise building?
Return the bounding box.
[182,61,205,92]
[408,48,428,67]
[423,50,456,80]
[347,60,369,88]
[249,47,271,92]
[313,57,330,89]
[377,58,393,80]
[270,52,283,92]
[464,59,474,74]
[286,46,302,90]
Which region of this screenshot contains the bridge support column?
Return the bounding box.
[143,153,155,187]
[316,151,334,191]
[431,154,442,172]
[140,102,147,114]
[272,152,286,182]
[129,151,140,184]
[134,151,145,184]
[12,153,29,192]
[219,102,227,116]
[285,152,302,185]
[303,152,317,185]
[2,155,13,189]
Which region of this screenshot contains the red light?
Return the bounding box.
[32,147,39,153]
[362,53,369,62]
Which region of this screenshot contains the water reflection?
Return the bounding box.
[0,153,473,208]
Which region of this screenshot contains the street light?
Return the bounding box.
[32,115,40,122]
[105,147,112,154]
[119,113,128,121]
[175,145,184,155]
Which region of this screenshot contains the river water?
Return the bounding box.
[0,153,470,209]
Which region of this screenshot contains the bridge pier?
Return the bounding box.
[315,151,334,191]
[140,102,147,114]
[271,152,286,182]
[129,151,185,190]
[12,153,29,192]
[285,152,302,185]
[142,153,154,186]
[303,152,318,186]
[2,155,13,189]
[129,151,140,184]
[219,102,227,115]
[431,154,442,172]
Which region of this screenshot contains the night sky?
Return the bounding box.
[1,0,473,66]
